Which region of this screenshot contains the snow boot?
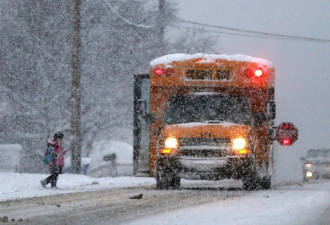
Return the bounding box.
[40,180,46,188]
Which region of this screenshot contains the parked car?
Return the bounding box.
[0,144,23,172]
[88,140,133,177]
[64,157,91,175]
[301,149,330,181]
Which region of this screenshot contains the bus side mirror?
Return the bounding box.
[138,99,156,124]
[137,99,147,116]
[266,101,276,120]
[253,113,266,125]
[144,113,156,124]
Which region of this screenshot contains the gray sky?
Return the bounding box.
[169,0,330,181]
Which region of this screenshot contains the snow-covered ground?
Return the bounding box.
[1,172,329,225]
[0,172,154,202]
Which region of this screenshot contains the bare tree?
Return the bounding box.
[71,0,82,173]
[0,0,217,173]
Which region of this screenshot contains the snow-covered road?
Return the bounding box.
[0,172,329,225]
[129,180,330,225]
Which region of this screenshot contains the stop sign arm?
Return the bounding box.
[275,122,298,146]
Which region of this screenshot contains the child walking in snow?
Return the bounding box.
[41,132,69,188]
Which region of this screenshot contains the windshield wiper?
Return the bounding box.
[182,108,199,119]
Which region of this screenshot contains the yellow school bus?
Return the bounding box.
[133,53,298,190]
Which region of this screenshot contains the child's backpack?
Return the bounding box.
[43,146,54,164]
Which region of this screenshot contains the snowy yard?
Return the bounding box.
[0,172,153,201]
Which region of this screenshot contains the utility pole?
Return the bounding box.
[158,0,165,53]
[71,0,82,174]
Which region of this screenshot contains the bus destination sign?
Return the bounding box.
[185,69,231,81]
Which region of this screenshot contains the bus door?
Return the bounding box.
[133,74,151,176]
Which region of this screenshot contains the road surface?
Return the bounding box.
[0,180,329,225]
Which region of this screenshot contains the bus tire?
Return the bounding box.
[242,171,261,190]
[156,170,180,190]
[156,170,170,190]
[261,176,271,189]
[170,176,181,189]
[243,174,271,190]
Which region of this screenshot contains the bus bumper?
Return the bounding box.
[156,155,254,180]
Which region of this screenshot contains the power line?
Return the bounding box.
[171,25,296,41]
[177,19,330,43]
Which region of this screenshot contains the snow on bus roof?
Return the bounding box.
[150,53,273,67]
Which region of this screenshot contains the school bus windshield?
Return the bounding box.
[163,94,251,125]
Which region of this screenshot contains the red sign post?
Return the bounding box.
[276,122,298,146]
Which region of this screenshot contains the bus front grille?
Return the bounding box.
[179,138,230,157]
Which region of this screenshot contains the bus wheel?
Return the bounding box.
[260,176,271,189]
[156,170,180,190]
[170,176,181,189]
[243,178,258,190]
[243,173,271,190]
[156,170,170,190]
[242,171,261,190]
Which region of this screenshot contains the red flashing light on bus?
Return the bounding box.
[283,124,291,129]
[154,68,164,76]
[254,68,263,77]
[154,67,174,76]
[245,67,266,78]
[165,68,174,76]
[282,138,291,146]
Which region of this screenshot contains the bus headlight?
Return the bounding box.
[232,137,247,150]
[159,137,179,155]
[164,137,179,149]
[231,137,250,155]
[306,171,313,178]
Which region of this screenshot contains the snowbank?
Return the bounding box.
[0,144,23,172]
[0,172,154,202]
